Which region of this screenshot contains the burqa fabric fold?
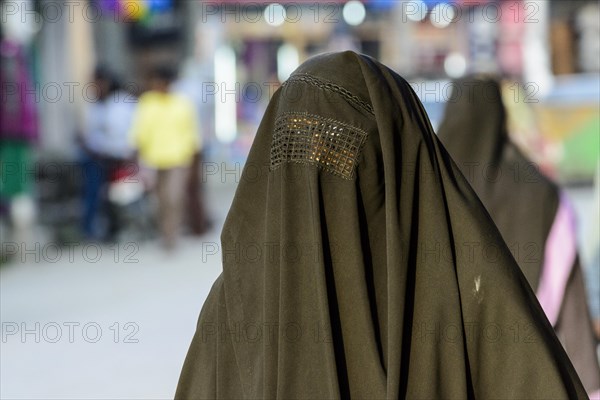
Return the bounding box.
[437,76,599,395]
[176,52,588,399]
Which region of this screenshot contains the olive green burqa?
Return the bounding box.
[176,52,587,399]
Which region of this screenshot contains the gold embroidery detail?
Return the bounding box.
[270,112,368,179]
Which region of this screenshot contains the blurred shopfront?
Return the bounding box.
[2,0,599,176]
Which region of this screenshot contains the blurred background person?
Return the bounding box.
[0,36,38,258]
[79,65,136,241]
[437,76,600,396]
[129,65,199,249]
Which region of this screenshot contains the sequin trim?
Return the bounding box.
[270,112,368,179]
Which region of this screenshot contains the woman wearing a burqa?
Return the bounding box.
[176,52,587,399]
[437,76,600,397]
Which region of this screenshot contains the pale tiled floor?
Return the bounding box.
[1,182,234,399]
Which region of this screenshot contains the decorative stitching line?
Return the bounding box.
[282,73,375,116]
[270,111,369,180]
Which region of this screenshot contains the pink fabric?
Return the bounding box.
[536,193,577,326]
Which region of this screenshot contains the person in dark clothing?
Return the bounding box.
[438,76,600,397]
[176,52,587,399]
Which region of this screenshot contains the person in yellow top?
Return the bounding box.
[129,66,200,249]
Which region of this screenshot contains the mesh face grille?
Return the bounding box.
[270,112,369,180]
